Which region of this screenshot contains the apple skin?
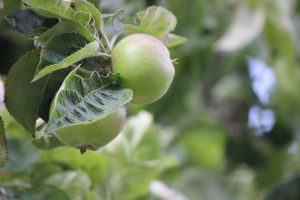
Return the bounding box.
[112,34,175,104]
[54,107,126,151]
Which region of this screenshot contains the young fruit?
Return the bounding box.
[112,34,175,104]
[53,107,127,152]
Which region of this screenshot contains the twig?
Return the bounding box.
[99,28,112,52]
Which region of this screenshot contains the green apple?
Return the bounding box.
[112,34,175,104]
[53,107,127,152]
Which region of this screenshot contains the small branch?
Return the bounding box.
[94,31,106,52]
[96,52,111,58]
[110,31,122,48]
[99,28,112,52]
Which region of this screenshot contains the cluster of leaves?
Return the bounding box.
[0,0,186,166]
[0,110,177,199]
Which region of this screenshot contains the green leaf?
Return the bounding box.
[0,0,22,19]
[87,0,100,9]
[23,0,91,26]
[42,147,110,185]
[45,170,91,200]
[8,9,46,34]
[0,116,7,167]
[74,0,103,30]
[37,21,95,43]
[20,185,70,200]
[46,68,133,133]
[33,33,99,81]
[5,50,70,136]
[5,50,43,135]
[26,27,49,39]
[122,6,176,39]
[161,33,187,48]
[5,137,40,171]
[32,133,65,150]
[215,4,265,52]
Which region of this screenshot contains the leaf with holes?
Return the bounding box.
[33,33,99,82]
[46,68,133,133]
[0,116,7,167]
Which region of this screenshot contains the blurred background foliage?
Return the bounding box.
[1,0,300,199]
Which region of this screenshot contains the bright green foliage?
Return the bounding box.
[33,33,99,81]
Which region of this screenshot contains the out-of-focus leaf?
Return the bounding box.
[46,68,132,133]
[0,0,21,19]
[8,9,46,34]
[122,6,176,38]
[20,185,70,200]
[42,147,110,185]
[45,170,91,200]
[178,128,227,170]
[4,137,39,171]
[161,33,187,48]
[118,6,186,47]
[215,4,265,52]
[23,0,91,26]
[33,33,99,81]
[0,116,7,167]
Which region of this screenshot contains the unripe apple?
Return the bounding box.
[53,107,126,152]
[112,34,175,104]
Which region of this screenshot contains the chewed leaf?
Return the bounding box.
[37,21,95,43]
[23,0,91,26]
[46,68,133,133]
[33,33,99,81]
[0,116,7,167]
